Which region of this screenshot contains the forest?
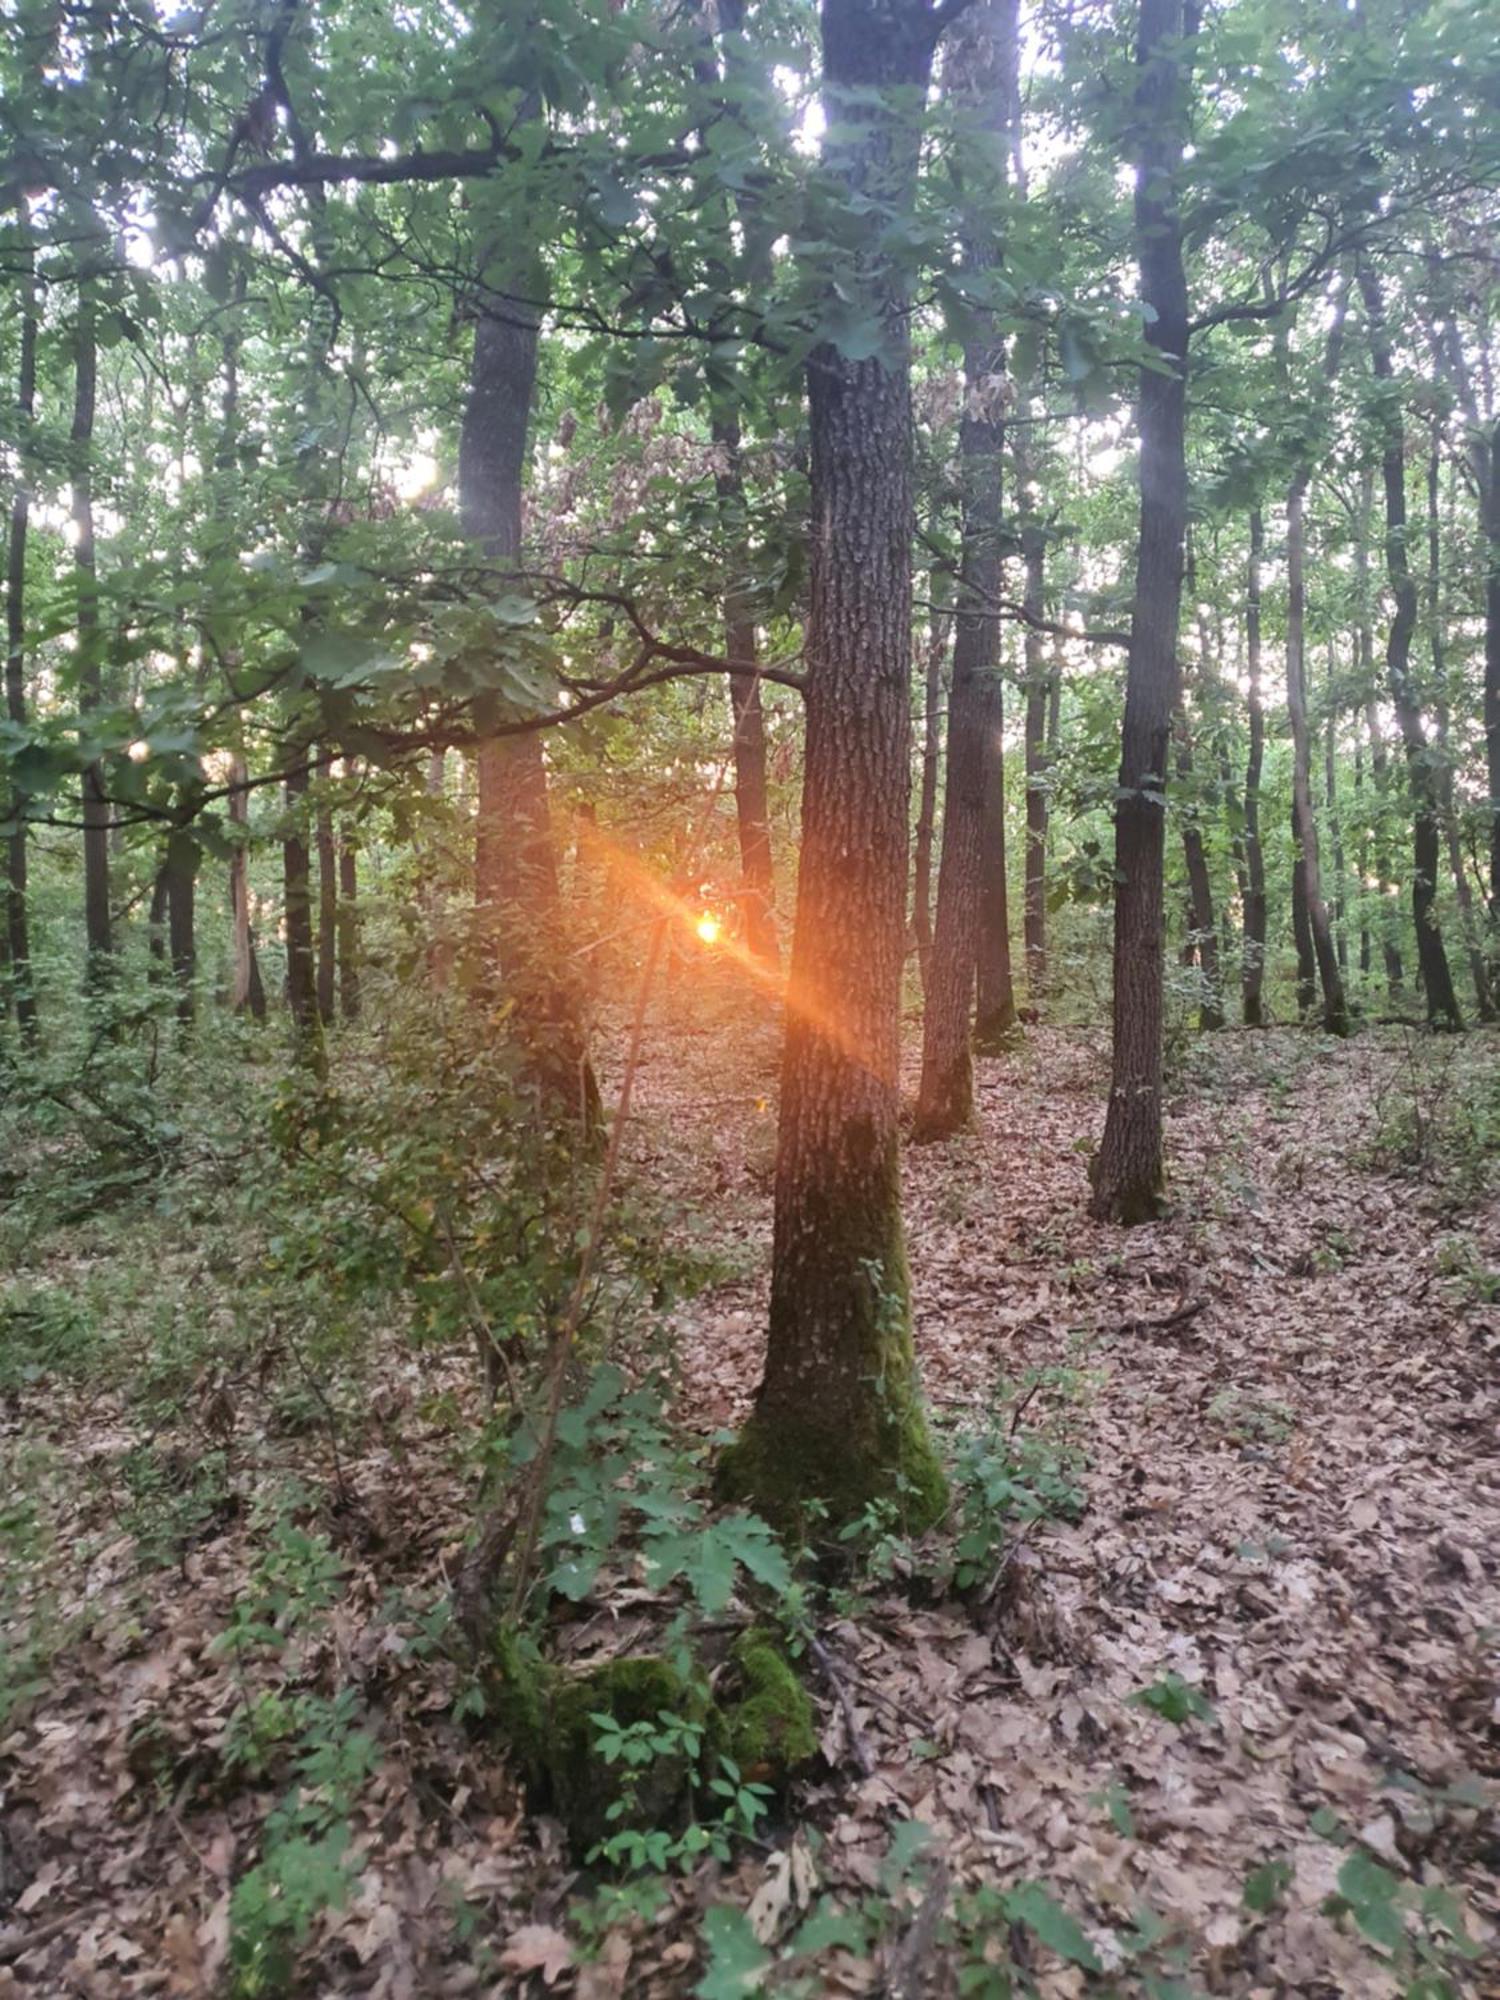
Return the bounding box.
[1,0,1498,1992]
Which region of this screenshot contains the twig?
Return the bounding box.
[807,1635,876,1779]
[1118,1296,1207,1340]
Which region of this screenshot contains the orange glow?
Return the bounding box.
[695,911,721,946]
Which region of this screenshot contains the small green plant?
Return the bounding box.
[1128,1672,1214,1725]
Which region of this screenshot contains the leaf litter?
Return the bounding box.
[1,1018,1496,1995]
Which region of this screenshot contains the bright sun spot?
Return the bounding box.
[695,912,721,946]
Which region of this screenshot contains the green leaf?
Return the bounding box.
[1127,1673,1213,1725]
[694,1905,771,2000]
[1002,1881,1102,1971]
[1242,1858,1291,1914]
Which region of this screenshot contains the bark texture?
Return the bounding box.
[719,0,947,1530]
[72,284,112,979]
[5,220,37,1039]
[1241,511,1268,1025]
[1090,0,1193,1224]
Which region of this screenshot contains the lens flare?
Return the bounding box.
[695,911,721,946]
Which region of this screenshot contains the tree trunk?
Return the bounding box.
[462,295,600,1127]
[1291,812,1316,1016]
[719,0,947,1531]
[166,831,196,1026]
[72,282,112,980]
[1242,510,1268,1025]
[1358,261,1463,1029]
[1286,472,1349,1033]
[284,759,320,1036]
[316,768,336,1024]
[338,829,361,1020]
[911,608,946,997]
[4,216,37,1041]
[227,752,265,1018]
[1090,0,1193,1224]
[1175,704,1223,1028]
[916,0,1018,1134]
[1484,424,1500,943]
[1021,525,1050,1003]
[1324,704,1348,975]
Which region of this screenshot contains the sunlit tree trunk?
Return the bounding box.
[911,605,947,997]
[1358,261,1462,1029]
[1090,0,1194,1223]
[720,0,947,1530]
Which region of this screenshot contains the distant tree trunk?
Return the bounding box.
[462,284,600,1126]
[1175,704,1223,1028]
[1291,818,1316,1016]
[1355,732,1371,978]
[316,767,337,1024]
[719,0,948,1531]
[166,831,196,1026]
[1242,510,1268,1025]
[1286,469,1349,1034]
[713,411,779,967]
[284,758,319,1036]
[5,217,37,1041]
[72,282,112,981]
[338,830,360,1020]
[1355,469,1404,996]
[1358,261,1463,1029]
[1090,0,1194,1224]
[1021,526,1051,1003]
[916,0,1016,1135]
[1324,704,1348,975]
[148,865,170,972]
[1426,450,1494,1020]
[911,608,946,997]
[974,675,1019,1051]
[1484,422,1500,946]
[227,752,265,1018]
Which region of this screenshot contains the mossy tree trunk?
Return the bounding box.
[1090,0,1194,1224]
[719,0,949,1532]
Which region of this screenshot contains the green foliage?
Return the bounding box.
[1128,1673,1215,1726]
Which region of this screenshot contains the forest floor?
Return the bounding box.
[2,1007,1498,1997]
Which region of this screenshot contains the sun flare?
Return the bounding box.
[695,912,721,946]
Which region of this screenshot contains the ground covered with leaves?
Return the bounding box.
[2,1011,1497,1997]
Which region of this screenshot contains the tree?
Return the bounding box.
[719,0,952,1528]
[915,0,1020,1139]
[1089,0,1195,1225]
[72,275,113,983]
[1241,510,1268,1025]
[1357,258,1463,1030]
[4,213,37,1041]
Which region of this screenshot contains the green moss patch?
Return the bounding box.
[723,1630,817,1786]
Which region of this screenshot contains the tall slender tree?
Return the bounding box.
[1090,0,1195,1223]
[1241,510,1268,1025]
[4,214,37,1040]
[720,0,953,1527]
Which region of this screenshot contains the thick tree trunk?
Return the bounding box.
[1286,473,1349,1034]
[5,220,37,1041]
[1175,705,1223,1029]
[719,0,947,1531]
[72,284,112,981]
[1021,526,1050,1002]
[1242,510,1268,1025]
[1358,262,1462,1029]
[462,299,600,1126]
[916,0,1017,1134]
[1090,0,1193,1224]
[911,610,946,997]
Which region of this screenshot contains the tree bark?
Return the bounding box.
[165,830,196,1026]
[1174,703,1223,1029]
[719,0,947,1531]
[1242,510,1268,1025]
[1324,704,1348,975]
[462,288,600,1127]
[4,215,37,1041]
[916,0,1018,1135]
[338,825,360,1020]
[284,759,319,1033]
[316,769,337,1024]
[227,751,265,1017]
[911,606,946,997]
[1286,471,1349,1033]
[1021,524,1051,1003]
[1090,0,1194,1224]
[1358,261,1463,1029]
[72,281,112,981]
